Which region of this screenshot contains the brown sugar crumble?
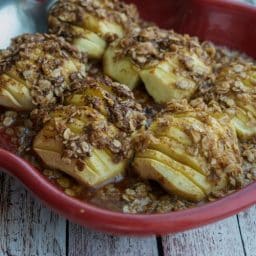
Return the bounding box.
[65,76,147,133]
[42,105,134,163]
[0,33,87,108]
[114,26,212,67]
[48,0,140,43]
[1,40,256,213]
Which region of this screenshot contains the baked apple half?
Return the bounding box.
[103,26,211,97]
[0,34,87,111]
[33,106,133,187]
[48,0,140,59]
[204,61,256,140]
[133,101,242,202]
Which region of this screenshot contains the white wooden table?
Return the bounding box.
[1,1,256,255]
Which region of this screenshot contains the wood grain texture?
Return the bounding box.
[161,217,245,256]
[238,206,256,256]
[68,224,158,256]
[0,173,66,256]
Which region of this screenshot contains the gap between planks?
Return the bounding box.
[0,173,66,256]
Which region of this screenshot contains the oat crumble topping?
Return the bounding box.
[48,0,140,43]
[0,33,87,108]
[113,26,212,71]
[44,105,134,163]
[65,76,146,133]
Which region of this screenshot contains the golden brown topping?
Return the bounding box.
[65,76,146,133]
[49,0,139,34]
[200,61,256,140]
[48,0,140,59]
[114,26,211,68]
[1,33,87,72]
[121,182,192,213]
[104,26,212,101]
[0,34,87,110]
[41,105,133,162]
[0,1,255,213]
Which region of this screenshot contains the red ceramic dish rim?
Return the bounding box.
[0,0,256,236]
[1,148,256,236]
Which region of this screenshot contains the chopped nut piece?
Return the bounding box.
[176,80,194,90]
[0,7,255,215]
[233,64,244,73]
[63,128,73,140]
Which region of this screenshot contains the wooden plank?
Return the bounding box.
[237,206,256,256]
[0,173,66,256]
[161,216,245,256]
[68,224,158,256]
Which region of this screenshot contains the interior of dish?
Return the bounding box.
[0,0,255,214]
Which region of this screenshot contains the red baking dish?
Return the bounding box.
[0,0,256,235]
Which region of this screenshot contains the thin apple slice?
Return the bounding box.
[73,32,106,59]
[148,137,208,176]
[136,149,212,194]
[133,157,205,202]
[48,16,107,59]
[0,74,33,110]
[103,45,141,89]
[140,56,201,103]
